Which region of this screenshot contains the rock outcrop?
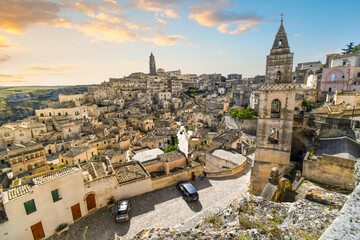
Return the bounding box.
[132,190,346,240]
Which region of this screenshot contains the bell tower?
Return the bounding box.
[250,17,299,195]
[149,52,156,75]
[265,18,294,83]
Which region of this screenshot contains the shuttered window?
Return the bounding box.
[51,189,61,202]
[24,199,37,215]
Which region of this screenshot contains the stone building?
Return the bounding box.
[59,146,97,165]
[8,141,48,176]
[321,53,360,92]
[265,19,294,84]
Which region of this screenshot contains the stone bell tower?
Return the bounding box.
[250,18,299,195]
[265,18,294,83]
[149,52,156,75]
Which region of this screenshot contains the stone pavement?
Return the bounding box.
[51,164,251,240]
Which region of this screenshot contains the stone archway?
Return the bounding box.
[84,192,97,212]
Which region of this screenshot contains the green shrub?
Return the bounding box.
[56,223,68,232]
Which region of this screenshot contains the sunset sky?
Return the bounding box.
[0,0,359,86]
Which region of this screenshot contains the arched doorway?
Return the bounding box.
[85,193,96,212]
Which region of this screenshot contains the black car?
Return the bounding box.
[115,200,131,222]
[177,182,199,202]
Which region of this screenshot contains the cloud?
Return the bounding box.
[217,24,230,33]
[130,0,181,12]
[76,21,137,42]
[87,12,122,23]
[229,20,259,34]
[142,35,188,46]
[0,55,11,62]
[126,61,136,69]
[164,9,179,18]
[0,74,25,83]
[155,15,167,26]
[60,0,122,14]
[217,50,228,54]
[26,66,77,73]
[0,35,11,48]
[0,0,60,34]
[293,33,299,37]
[188,0,262,34]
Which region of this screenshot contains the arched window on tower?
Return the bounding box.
[268,128,279,144]
[276,71,281,83]
[271,99,281,118]
[279,39,282,47]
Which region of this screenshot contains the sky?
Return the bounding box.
[0,0,359,86]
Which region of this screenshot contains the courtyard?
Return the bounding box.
[51,162,251,240]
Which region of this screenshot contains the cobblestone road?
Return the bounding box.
[51,162,251,240]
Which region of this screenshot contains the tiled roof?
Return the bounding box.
[159,150,185,162]
[32,167,79,185]
[62,146,91,157]
[5,184,33,201]
[114,162,148,184]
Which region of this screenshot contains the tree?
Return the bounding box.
[229,108,239,118]
[342,42,355,55]
[221,76,226,82]
[351,44,360,53]
[229,107,257,119]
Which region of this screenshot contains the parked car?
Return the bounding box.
[177,182,199,202]
[115,200,131,222]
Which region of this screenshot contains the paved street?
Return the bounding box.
[52,164,251,240]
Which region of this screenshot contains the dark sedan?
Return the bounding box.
[177,182,199,202]
[115,200,131,222]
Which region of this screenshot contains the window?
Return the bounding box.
[20,133,24,137]
[65,112,68,116]
[40,130,44,133]
[69,129,71,132]
[40,113,44,117]
[49,112,52,116]
[58,113,61,116]
[331,74,335,81]
[51,189,61,202]
[24,199,37,215]
[329,87,332,92]
[358,72,360,77]
[268,128,279,144]
[276,71,281,82]
[271,99,281,118]
[343,61,346,66]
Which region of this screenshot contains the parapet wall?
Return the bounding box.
[303,153,356,190]
[151,164,204,191]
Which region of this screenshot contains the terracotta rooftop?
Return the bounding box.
[114,162,148,184]
[159,150,186,162]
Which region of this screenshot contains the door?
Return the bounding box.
[71,203,82,221]
[31,222,45,240]
[86,193,96,211]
